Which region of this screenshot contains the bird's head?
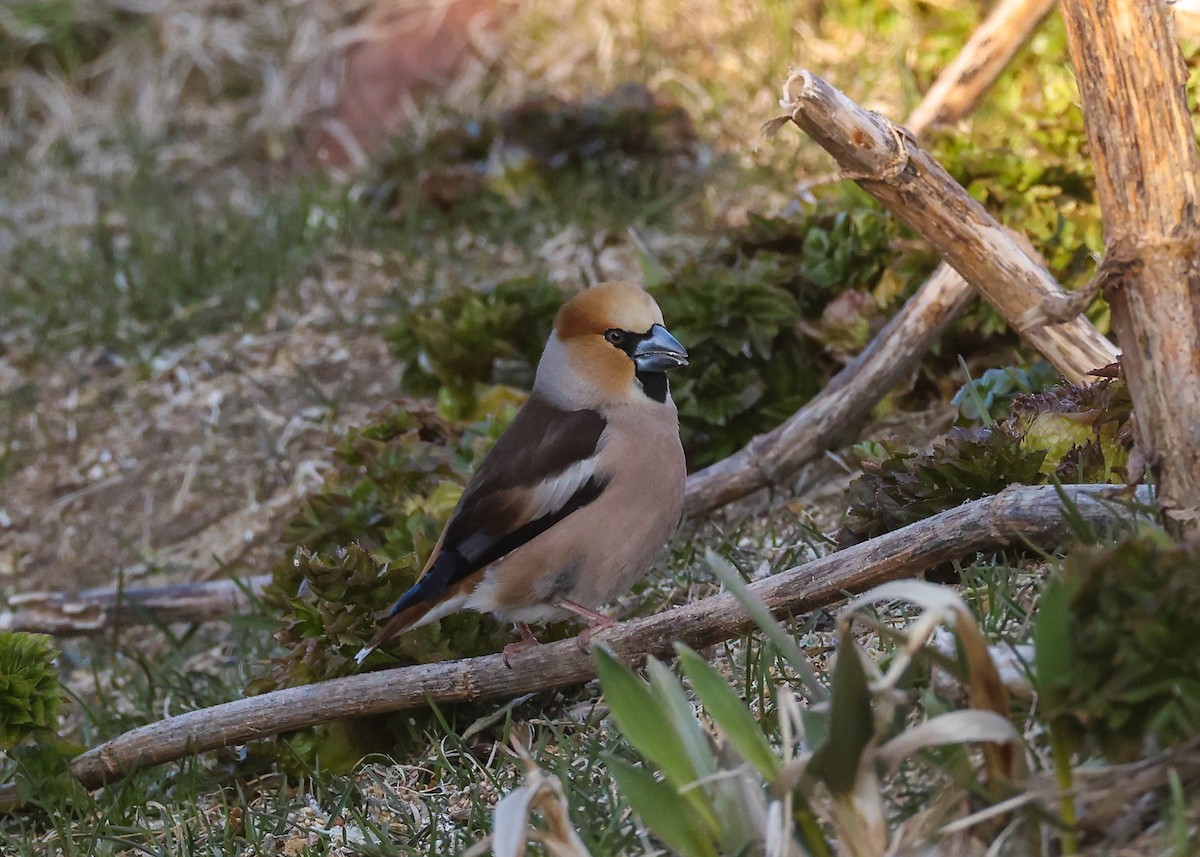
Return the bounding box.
[536,282,688,408]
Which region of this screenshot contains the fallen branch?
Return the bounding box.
[771,70,1119,382]
[0,483,1148,811]
[905,0,1058,137]
[0,576,271,636]
[684,261,973,516]
[1060,0,1200,539]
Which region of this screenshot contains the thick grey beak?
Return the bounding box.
[634,324,689,372]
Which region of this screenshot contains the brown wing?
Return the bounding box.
[386,393,608,613]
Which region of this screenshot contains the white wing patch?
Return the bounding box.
[524,456,600,522]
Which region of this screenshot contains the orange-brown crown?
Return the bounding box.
[554,282,665,341]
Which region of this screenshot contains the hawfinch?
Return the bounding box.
[357,282,688,664]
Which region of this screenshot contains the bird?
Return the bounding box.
[356,281,689,666]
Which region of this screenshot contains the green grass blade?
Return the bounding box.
[807,626,875,796]
[704,549,828,702]
[593,646,700,791]
[645,657,718,780]
[1032,575,1074,698]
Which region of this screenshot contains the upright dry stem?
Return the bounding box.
[1060,0,1200,539]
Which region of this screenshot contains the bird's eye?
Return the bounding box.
[604,329,627,347]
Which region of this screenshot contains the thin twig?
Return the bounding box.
[0,483,1148,811]
[905,0,1058,137]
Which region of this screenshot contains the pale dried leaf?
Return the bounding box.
[877,710,1018,766]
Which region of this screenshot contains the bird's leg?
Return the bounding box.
[502,622,541,669]
[557,600,616,651]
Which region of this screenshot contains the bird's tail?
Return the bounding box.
[354,598,433,665]
[355,549,468,665]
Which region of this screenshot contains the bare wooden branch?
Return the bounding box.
[0,576,271,636]
[0,483,1148,811]
[684,262,973,517]
[906,0,1058,137]
[774,70,1119,382]
[1060,0,1200,538]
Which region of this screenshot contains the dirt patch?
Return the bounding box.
[0,273,402,595]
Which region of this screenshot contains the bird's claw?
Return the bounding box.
[503,623,542,668]
[575,617,616,652]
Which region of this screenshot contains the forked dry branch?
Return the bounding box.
[0,483,1149,811]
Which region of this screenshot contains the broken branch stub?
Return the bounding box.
[774,69,1118,383]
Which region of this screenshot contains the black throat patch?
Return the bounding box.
[637,371,669,403]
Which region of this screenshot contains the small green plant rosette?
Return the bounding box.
[0,632,63,749]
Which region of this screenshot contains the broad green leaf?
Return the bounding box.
[807,627,875,796]
[607,757,719,857]
[1032,576,1074,698]
[593,646,701,791]
[675,644,780,781]
[645,657,717,780]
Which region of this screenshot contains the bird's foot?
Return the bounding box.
[557,600,616,652]
[502,622,541,668]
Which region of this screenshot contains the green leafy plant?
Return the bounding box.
[843,375,1134,543]
[952,362,1060,422]
[0,632,62,749]
[255,401,523,693]
[388,276,565,417]
[595,559,1024,857]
